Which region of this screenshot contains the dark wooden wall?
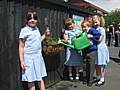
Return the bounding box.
[0,0,69,90]
[0,0,87,90]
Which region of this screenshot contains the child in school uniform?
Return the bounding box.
[92,15,109,86]
[63,18,83,80]
[19,11,50,90]
[81,20,101,86]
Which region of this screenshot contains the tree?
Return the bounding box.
[104,9,120,27]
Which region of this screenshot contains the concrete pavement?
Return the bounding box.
[46,47,120,90]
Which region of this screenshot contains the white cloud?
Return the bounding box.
[86,0,120,11]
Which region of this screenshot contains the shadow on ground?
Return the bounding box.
[110,57,120,64]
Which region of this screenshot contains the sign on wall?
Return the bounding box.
[72,14,84,31]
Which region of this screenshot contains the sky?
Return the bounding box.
[85,0,120,12]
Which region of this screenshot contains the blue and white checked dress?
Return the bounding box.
[95,27,109,66]
[19,25,47,82]
[64,29,83,66]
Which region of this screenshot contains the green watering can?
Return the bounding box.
[58,32,91,50]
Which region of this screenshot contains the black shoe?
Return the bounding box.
[83,80,87,84]
[87,81,93,86]
[95,81,105,87]
[92,78,100,83]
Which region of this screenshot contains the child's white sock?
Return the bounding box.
[69,73,72,77]
[76,73,79,77]
[69,73,73,80]
[100,77,105,82]
[75,73,79,80]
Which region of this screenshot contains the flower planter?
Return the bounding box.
[43,44,64,56]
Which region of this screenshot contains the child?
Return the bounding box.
[19,11,50,90]
[63,18,83,80]
[92,15,109,86]
[81,20,101,86]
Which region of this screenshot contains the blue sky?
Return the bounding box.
[85,0,120,12]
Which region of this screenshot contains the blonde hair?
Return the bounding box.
[92,15,105,27]
[81,20,90,27]
[100,16,105,27]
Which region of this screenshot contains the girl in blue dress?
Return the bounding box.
[63,18,83,80]
[19,11,50,90]
[93,15,109,86]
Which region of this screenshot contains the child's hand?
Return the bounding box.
[20,62,27,70]
[87,34,93,38]
[45,27,50,35]
[90,41,93,45]
[63,40,69,44]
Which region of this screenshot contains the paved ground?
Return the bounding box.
[46,47,120,90]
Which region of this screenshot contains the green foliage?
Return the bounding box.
[43,37,59,45]
[104,9,120,27]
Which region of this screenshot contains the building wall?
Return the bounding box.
[0,0,69,90]
[0,0,88,90]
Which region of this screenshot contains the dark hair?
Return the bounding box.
[26,11,39,21]
[64,18,74,30]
